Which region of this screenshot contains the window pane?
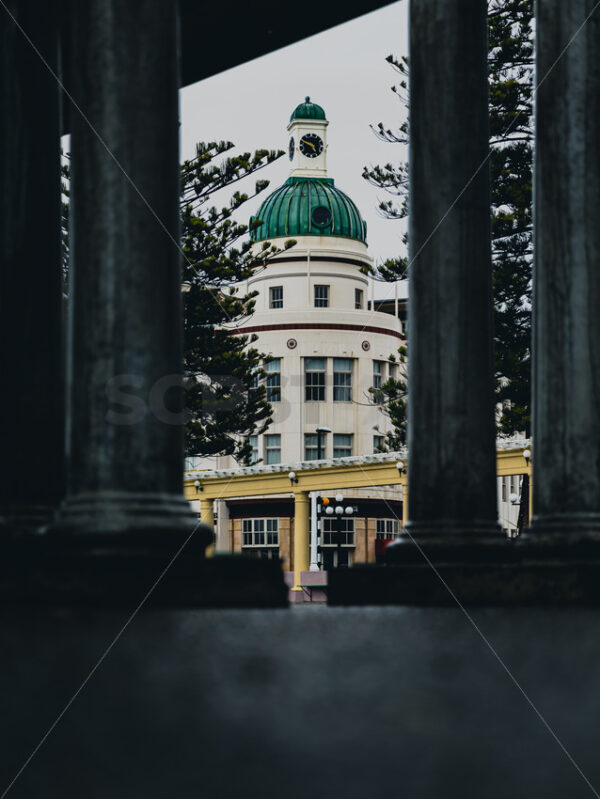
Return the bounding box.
[373,360,383,390]
[305,359,326,402]
[314,285,329,307]
[265,435,280,447]
[265,359,281,402]
[333,386,351,402]
[266,449,281,465]
[355,288,363,309]
[334,434,352,447]
[333,359,352,402]
[270,286,283,309]
[333,434,352,458]
[304,434,319,460]
[333,358,351,371]
[376,518,399,540]
[266,373,281,402]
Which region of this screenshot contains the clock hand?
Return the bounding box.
[303,138,316,151]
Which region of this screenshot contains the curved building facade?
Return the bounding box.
[210,99,406,575]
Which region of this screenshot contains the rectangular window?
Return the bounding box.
[355,288,363,309]
[304,434,320,461]
[265,434,281,465]
[373,360,384,390]
[314,285,329,308]
[388,362,398,381]
[333,433,352,458]
[242,518,279,551]
[270,286,283,309]
[322,517,355,546]
[248,435,259,465]
[321,548,352,569]
[376,518,400,540]
[305,357,326,401]
[373,435,384,452]
[333,358,352,402]
[265,358,281,402]
[242,518,253,546]
[501,477,507,502]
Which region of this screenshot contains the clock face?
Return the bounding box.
[289,137,294,161]
[299,133,323,159]
[312,205,331,228]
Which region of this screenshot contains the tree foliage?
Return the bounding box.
[369,346,407,452]
[179,141,294,464]
[363,0,534,445]
[62,141,293,464]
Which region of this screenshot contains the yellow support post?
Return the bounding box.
[292,491,310,592]
[200,497,215,557]
[528,466,533,523]
[401,477,408,528]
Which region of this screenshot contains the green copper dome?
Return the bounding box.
[250,177,368,243]
[289,96,326,122]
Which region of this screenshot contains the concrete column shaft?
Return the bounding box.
[0,0,64,531]
[532,0,600,536]
[50,0,199,543]
[406,0,498,537]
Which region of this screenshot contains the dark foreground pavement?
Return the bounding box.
[1,605,598,798]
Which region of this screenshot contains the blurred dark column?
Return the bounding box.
[0,0,64,533]
[405,0,499,542]
[50,0,201,547]
[530,1,600,539]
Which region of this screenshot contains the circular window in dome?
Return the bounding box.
[312,206,332,228]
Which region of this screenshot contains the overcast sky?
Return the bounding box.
[179,1,408,272]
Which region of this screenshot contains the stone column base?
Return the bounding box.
[528,514,600,539]
[0,505,55,536]
[46,491,206,548]
[0,536,288,608]
[328,530,600,606]
[386,520,504,565]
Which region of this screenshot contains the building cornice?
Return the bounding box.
[228,322,406,340]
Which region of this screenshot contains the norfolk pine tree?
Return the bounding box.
[62,142,293,465]
[363,0,533,447]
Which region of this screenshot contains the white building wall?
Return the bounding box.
[218,237,403,470]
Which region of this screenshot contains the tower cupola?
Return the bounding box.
[287,96,329,179]
[249,97,368,244]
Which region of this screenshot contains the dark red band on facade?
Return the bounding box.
[230,322,405,340]
[252,255,371,269]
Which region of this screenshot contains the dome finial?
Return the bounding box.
[290,97,326,123]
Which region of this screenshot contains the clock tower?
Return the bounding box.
[287,96,329,179]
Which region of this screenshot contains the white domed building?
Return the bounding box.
[200,98,407,572]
